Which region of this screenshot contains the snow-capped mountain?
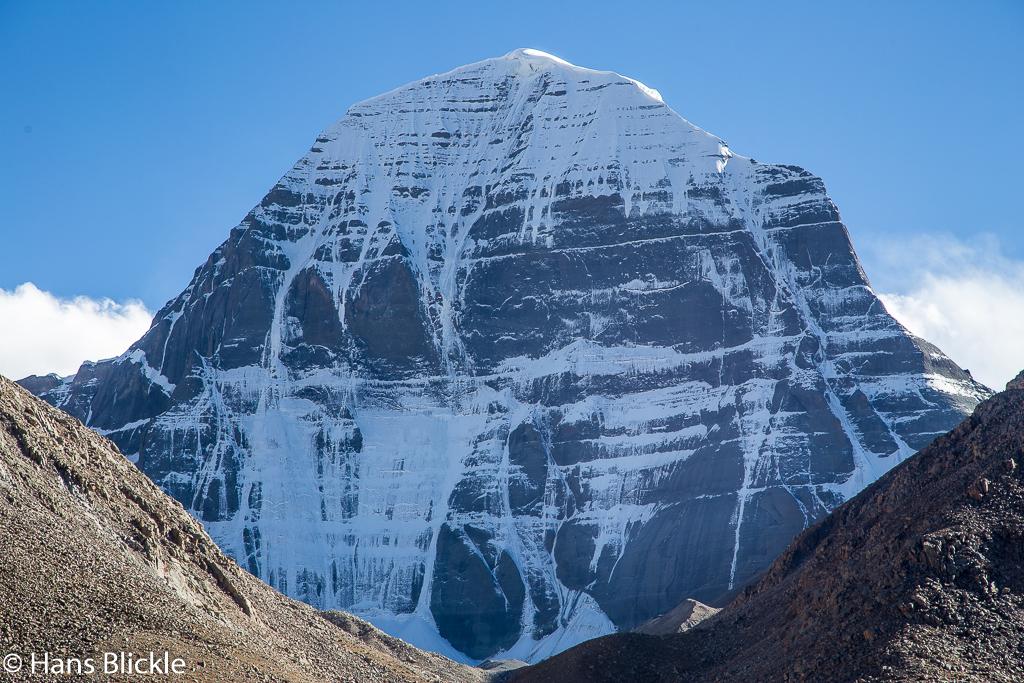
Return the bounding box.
[23,49,989,662]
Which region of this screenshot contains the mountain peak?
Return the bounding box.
[501,47,664,102]
[356,48,667,113]
[315,48,720,215]
[503,47,575,66]
[24,50,989,663]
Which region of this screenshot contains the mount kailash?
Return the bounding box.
[22,49,989,662]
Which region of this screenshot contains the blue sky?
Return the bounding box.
[1,1,1022,385]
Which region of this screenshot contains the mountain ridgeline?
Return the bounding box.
[22,49,988,662]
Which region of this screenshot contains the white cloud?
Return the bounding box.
[0,283,152,380]
[864,234,1024,391]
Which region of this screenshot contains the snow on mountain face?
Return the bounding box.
[23,49,989,662]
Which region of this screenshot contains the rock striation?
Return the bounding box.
[22,48,988,661]
[511,371,1024,682]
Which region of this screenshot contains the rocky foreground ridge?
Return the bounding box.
[0,375,482,682]
[511,373,1024,681]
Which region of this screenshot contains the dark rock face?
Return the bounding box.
[430,524,525,659]
[15,373,62,395]
[21,49,989,662]
[512,375,1024,683]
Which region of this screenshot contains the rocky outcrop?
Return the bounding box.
[511,373,1024,682]
[22,49,988,661]
[633,599,719,635]
[0,375,482,682]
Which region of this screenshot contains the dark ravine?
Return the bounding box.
[0,375,483,682]
[511,372,1024,682]
[21,48,989,660]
